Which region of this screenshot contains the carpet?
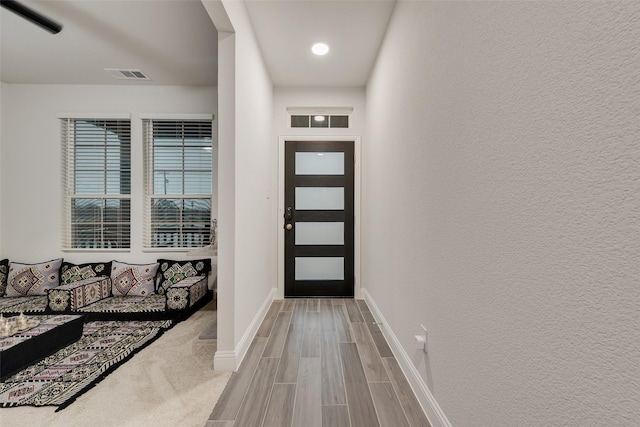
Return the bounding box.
[1,300,231,427]
[0,318,172,410]
[198,313,217,340]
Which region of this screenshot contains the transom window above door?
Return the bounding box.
[290,114,349,128]
[287,106,353,129]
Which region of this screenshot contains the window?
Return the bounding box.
[290,114,350,128]
[61,118,131,249]
[143,119,213,249]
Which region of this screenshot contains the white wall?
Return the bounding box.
[0,84,216,263]
[214,28,238,364]
[273,87,365,298]
[0,82,5,254]
[211,0,275,370]
[365,1,640,426]
[273,87,366,138]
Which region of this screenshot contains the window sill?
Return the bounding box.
[142,248,196,253]
[62,248,131,253]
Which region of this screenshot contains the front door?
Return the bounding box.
[284,140,354,297]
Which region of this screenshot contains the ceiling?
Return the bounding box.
[245,0,396,87]
[0,0,396,87]
[0,0,218,85]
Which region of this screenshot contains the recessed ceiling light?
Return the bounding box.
[314,115,326,122]
[312,43,329,56]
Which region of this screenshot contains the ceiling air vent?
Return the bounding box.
[104,68,151,81]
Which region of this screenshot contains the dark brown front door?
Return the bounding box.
[284,140,354,297]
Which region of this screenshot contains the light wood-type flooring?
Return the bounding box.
[205,299,431,427]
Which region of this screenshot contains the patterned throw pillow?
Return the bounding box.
[0,259,9,297]
[110,261,159,297]
[156,258,212,295]
[60,261,112,284]
[6,258,63,296]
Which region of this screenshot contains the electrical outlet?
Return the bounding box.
[414,324,428,353]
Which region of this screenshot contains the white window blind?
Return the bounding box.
[61,118,131,250]
[143,119,212,249]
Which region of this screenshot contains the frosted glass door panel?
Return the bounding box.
[295,257,344,280]
[296,222,344,245]
[296,153,344,175]
[296,187,344,210]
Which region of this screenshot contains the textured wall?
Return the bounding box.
[364,1,640,425]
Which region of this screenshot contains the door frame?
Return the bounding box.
[278,135,361,299]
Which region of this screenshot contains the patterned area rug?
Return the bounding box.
[0,318,173,410]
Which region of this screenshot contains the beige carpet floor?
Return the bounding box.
[1,300,230,427]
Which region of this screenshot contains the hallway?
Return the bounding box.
[206,299,430,427]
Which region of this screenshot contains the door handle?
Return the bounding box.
[284,207,293,231]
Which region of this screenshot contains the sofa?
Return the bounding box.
[0,258,213,321]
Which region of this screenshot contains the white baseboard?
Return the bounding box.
[362,289,452,427]
[214,287,276,372]
[212,350,236,372]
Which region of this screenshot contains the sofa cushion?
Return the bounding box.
[48,276,111,312]
[0,259,8,297]
[0,295,48,314]
[111,261,159,297]
[60,261,112,284]
[6,259,63,296]
[156,258,211,295]
[166,276,208,311]
[78,294,167,316]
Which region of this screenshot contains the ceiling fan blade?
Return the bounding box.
[1,0,62,34]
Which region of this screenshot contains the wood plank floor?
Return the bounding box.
[206,299,431,427]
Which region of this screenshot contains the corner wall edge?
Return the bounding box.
[214,287,276,371]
